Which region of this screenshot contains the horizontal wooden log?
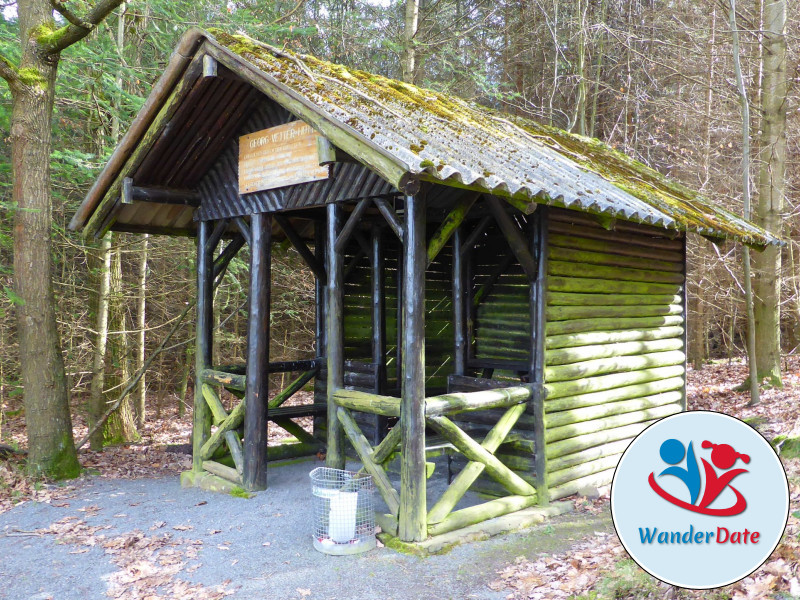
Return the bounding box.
[546,326,685,349]
[199,399,246,460]
[548,454,622,487]
[548,276,682,296]
[548,468,616,501]
[545,403,681,443]
[427,494,538,537]
[547,292,682,307]
[544,365,685,401]
[427,415,536,496]
[333,389,401,417]
[202,384,228,425]
[203,460,241,484]
[547,231,684,262]
[548,246,682,273]
[344,360,377,374]
[545,391,683,428]
[548,260,684,284]
[126,184,201,206]
[424,387,531,417]
[267,440,321,462]
[545,376,685,412]
[201,369,246,391]
[546,315,684,336]
[546,304,682,322]
[547,420,657,459]
[544,350,685,383]
[546,339,684,366]
[547,438,632,473]
[547,217,683,249]
[448,375,522,393]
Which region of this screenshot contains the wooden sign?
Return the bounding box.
[239,121,329,194]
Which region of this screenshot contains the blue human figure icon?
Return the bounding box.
[658,438,701,505]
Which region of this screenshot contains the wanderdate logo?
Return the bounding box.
[611,412,789,589]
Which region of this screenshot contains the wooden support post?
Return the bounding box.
[275,215,326,283]
[207,219,228,254]
[400,192,427,542]
[213,235,245,282]
[371,226,388,444]
[531,208,549,503]
[326,203,346,469]
[314,221,325,440]
[233,217,252,246]
[193,220,214,471]
[460,214,492,256]
[486,195,538,281]
[243,212,271,491]
[680,234,688,411]
[452,226,467,377]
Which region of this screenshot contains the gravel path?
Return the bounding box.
[0,458,611,600]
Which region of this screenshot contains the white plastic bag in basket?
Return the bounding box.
[328,491,358,543]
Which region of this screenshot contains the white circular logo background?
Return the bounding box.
[611,411,789,589]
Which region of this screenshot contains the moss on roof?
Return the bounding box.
[206,29,780,247]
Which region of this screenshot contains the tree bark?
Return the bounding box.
[753,0,786,387]
[402,0,419,83]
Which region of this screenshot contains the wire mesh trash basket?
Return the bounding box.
[310,467,376,555]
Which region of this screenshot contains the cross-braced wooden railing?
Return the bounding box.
[197,361,323,485]
[332,385,536,538]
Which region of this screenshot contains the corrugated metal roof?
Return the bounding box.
[71,28,782,247]
[206,30,780,247]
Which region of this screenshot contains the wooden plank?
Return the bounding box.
[239,121,329,193]
[399,192,427,543]
[337,407,400,517]
[424,387,530,417]
[545,338,685,366]
[545,377,685,413]
[548,260,684,284]
[547,231,683,262]
[544,350,686,383]
[531,208,548,503]
[546,315,684,336]
[545,402,681,443]
[544,365,685,401]
[545,391,683,428]
[243,213,271,491]
[545,326,684,350]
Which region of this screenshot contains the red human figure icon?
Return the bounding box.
[698,441,750,510]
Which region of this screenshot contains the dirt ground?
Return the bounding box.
[1,358,799,599]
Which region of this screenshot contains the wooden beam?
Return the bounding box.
[199,398,246,460]
[121,177,134,205]
[337,407,401,517]
[243,213,271,491]
[371,424,402,464]
[201,368,246,391]
[317,136,359,166]
[274,215,326,283]
[233,217,251,246]
[131,186,201,206]
[325,203,346,469]
[473,253,515,307]
[203,53,217,78]
[373,197,404,241]
[267,369,317,410]
[334,198,372,254]
[206,219,228,254]
[427,193,478,266]
[485,195,537,281]
[461,214,492,256]
[192,221,214,472]
[452,226,466,376]
[111,223,194,237]
[371,226,388,445]
[213,236,245,282]
[399,192,427,543]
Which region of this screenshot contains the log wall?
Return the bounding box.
[542,208,686,500]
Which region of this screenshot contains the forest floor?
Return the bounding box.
[0,358,799,599]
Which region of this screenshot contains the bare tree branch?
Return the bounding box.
[50,0,93,30]
[41,0,125,55]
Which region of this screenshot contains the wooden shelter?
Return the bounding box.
[71,29,780,545]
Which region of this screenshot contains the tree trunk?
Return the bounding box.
[88,233,112,451]
[134,234,148,427]
[728,0,760,405]
[402,0,419,83]
[753,0,786,387]
[10,1,80,478]
[105,243,139,443]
